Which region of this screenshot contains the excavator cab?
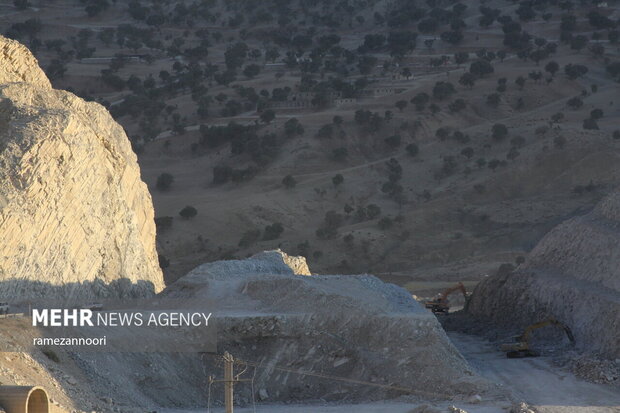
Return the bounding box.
[502,317,575,358]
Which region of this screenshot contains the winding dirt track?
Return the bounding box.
[448,332,620,413]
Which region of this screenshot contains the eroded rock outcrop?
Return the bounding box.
[468,189,620,358]
[0,36,164,299]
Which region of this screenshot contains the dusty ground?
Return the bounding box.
[449,332,620,413]
[161,402,508,413]
[3,319,617,413]
[162,332,620,413]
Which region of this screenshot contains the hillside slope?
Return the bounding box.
[467,188,620,358]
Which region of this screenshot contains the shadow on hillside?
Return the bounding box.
[0,277,157,307]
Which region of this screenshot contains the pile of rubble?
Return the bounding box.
[162,250,490,403]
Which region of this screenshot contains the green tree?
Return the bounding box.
[432,81,455,100]
[284,118,304,137]
[564,64,588,80]
[454,52,469,66]
[411,92,430,111]
[367,204,382,219]
[332,174,344,187]
[282,174,297,189]
[156,173,174,191]
[469,60,494,77]
[13,0,29,10]
[492,124,508,141]
[590,108,603,120]
[395,100,408,112]
[567,96,583,110]
[406,143,419,157]
[179,205,198,219]
[459,72,475,89]
[243,64,261,78]
[487,93,501,107]
[260,109,275,124]
[263,223,284,240]
[515,76,526,90]
[461,147,474,159]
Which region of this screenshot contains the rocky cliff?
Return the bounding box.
[468,189,620,358]
[0,36,164,300]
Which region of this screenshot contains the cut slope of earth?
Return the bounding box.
[161,250,490,403]
[467,188,620,359]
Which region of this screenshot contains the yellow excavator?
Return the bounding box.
[501,317,575,358]
[424,282,469,314]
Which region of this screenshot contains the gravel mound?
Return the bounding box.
[468,189,620,358]
[161,251,486,403]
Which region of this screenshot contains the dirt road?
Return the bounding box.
[162,402,506,413]
[448,332,620,413]
[159,331,620,413]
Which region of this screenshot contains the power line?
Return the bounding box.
[202,352,452,400]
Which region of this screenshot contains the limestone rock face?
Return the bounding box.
[0,37,51,89]
[251,249,311,275]
[468,189,620,358]
[0,36,164,300]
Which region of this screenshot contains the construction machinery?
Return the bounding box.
[501,317,575,358]
[424,282,469,314]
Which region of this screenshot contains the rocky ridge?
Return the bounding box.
[0,35,164,300]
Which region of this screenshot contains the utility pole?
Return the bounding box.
[224,352,234,413]
[209,352,251,413]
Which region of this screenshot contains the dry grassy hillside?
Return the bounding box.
[2,0,619,286]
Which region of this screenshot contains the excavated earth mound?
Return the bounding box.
[24,251,487,410]
[0,35,164,299]
[160,250,486,403]
[468,189,620,358]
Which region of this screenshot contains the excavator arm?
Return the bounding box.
[424,282,469,314]
[518,317,575,344]
[503,317,575,358]
[439,282,467,301]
